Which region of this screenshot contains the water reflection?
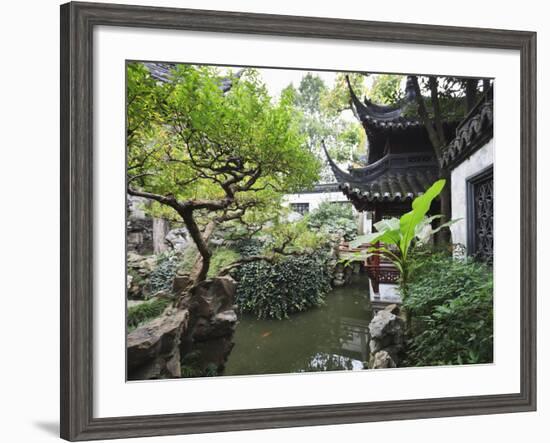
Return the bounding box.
[224,274,372,376]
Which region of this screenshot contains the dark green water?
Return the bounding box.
[224,274,373,376]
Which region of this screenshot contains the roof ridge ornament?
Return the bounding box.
[345,75,417,123]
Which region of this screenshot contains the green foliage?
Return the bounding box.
[367,74,404,105]
[178,244,199,275]
[148,251,180,294]
[234,238,264,257]
[180,351,220,378]
[180,350,204,378]
[180,365,202,378]
[267,218,331,253]
[349,179,452,292]
[320,73,366,116]
[207,247,241,278]
[307,201,357,241]
[402,76,486,121]
[286,72,365,181]
[403,253,493,366]
[294,73,327,114]
[233,252,332,320]
[204,363,219,377]
[127,63,320,220]
[127,298,170,330]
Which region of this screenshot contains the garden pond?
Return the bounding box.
[224,274,373,376]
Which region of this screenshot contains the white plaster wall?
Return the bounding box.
[283,191,371,233]
[283,191,349,211]
[450,139,494,246]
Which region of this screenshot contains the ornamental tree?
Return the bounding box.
[408,75,488,242]
[127,63,320,283]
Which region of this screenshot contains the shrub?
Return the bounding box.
[127,298,170,329]
[403,253,493,366]
[234,238,264,257]
[148,251,180,294]
[207,247,241,278]
[233,252,331,319]
[307,201,357,241]
[178,244,199,274]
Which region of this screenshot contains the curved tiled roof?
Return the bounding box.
[346,76,422,130]
[322,142,439,210]
[339,167,439,204]
[142,62,242,93]
[442,91,493,169]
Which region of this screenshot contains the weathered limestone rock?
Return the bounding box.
[127,275,239,379]
[370,350,397,369]
[193,310,238,341]
[188,276,237,317]
[127,252,157,299]
[172,274,192,294]
[180,276,239,375]
[165,227,188,251]
[127,308,189,380]
[368,303,404,368]
[332,262,351,287]
[127,196,154,254]
[384,303,400,315]
[152,218,170,254]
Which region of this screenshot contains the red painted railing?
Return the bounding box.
[339,241,400,295]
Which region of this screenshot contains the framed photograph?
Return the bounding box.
[60,1,536,441]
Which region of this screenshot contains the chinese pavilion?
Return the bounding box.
[324,76,459,223]
[325,77,461,305]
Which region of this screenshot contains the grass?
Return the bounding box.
[127,298,170,330]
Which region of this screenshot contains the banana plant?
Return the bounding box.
[346,179,457,296]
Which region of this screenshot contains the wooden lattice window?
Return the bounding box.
[467,166,494,265]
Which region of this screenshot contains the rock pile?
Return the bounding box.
[368,304,404,369]
[126,275,239,380]
[180,276,239,375]
[127,308,189,380]
[127,252,157,299]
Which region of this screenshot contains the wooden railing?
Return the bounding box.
[339,241,400,295]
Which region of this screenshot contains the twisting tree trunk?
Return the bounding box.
[187,220,217,282]
[465,79,478,112]
[410,76,444,152]
[410,76,451,245]
[127,189,228,285]
[428,77,446,147]
[128,169,262,286]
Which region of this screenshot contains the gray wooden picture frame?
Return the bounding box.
[60,1,537,441]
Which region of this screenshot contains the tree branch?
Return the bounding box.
[217,255,275,276]
[410,76,444,163]
[127,187,181,211]
[428,76,447,149]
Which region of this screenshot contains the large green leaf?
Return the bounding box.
[374,218,400,232]
[348,226,401,248]
[349,232,385,248]
[414,215,443,243]
[430,218,461,236]
[373,219,402,244]
[376,229,402,245]
[399,179,446,258]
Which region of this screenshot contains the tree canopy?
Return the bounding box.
[127,63,321,281]
[128,63,319,205]
[283,73,366,179]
